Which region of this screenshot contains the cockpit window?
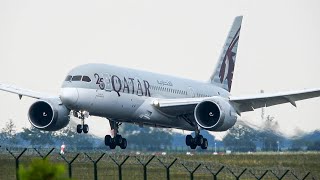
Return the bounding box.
[65,75,72,81]
[72,75,82,81]
[82,76,91,82]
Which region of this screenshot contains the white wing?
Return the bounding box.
[153,97,203,116]
[230,88,320,112]
[0,82,57,99]
[153,88,320,115]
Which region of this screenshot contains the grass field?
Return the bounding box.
[0,149,319,180]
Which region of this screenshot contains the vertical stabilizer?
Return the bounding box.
[209,16,243,92]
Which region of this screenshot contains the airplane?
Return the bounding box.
[1,16,320,150]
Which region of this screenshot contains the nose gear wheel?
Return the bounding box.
[74,111,90,134]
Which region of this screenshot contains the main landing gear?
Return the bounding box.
[185,128,208,149]
[105,121,127,149]
[74,111,89,134]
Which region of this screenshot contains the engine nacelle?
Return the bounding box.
[194,97,237,131]
[28,99,70,131]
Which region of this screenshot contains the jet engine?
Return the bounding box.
[28,99,70,131]
[194,97,237,131]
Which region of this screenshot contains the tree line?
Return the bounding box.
[0,118,319,152]
[223,116,320,152]
[0,119,173,150]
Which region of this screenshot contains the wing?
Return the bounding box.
[230,88,320,112]
[153,97,203,116]
[153,88,320,116]
[0,82,57,100]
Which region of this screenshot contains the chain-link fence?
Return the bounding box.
[0,147,317,180]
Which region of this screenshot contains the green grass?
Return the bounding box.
[0,151,319,180]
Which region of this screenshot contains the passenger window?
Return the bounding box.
[82,76,91,82]
[72,75,82,81]
[65,75,72,81]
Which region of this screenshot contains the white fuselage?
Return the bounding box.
[60,63,230,131]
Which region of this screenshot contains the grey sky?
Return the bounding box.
[0,0,319,137]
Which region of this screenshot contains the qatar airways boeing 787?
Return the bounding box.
[1,16,320,149]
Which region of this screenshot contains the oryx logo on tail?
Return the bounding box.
[210,16,242,92]
[219,27,240,91]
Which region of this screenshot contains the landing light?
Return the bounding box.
[153,100,159,107]
[81,111,90,118]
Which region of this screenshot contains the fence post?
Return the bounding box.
[6,148,27,180]
[270,170,290,180]
[135,155,155,180]
[109,155,130,180]
[181,163,201,180]
[249,170,268,180]
[85,153,105,180]
[291,171,311,180]
[227,167,247,180]
[156,157,177,180]
[33,148,55,159]
[60,153,80,179]
[204,165,224,180]
[301,172,311,180]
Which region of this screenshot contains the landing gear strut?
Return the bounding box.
[105,121,127,149]
[185,127,208,149]
[74,111,89,134]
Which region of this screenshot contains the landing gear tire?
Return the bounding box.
[186,135,192,146]
[76,124,82,134]
[115,134,123,145]
[83,124,89,134]
[120,138,127,149]
[105,135,112,146]
[186,134,208,150]
[190,143,197,149]
[201,138,208,149]
[75,111,90,134]
[109,142,116,149]
[196,135,204,146]
[106,121,127,149]
[105,133,127,149]
[76,124,89,133]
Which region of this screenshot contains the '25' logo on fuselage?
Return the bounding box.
[94,73,151,97]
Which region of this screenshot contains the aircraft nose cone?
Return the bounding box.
[60,88,79,106]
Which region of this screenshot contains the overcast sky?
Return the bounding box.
[0,0,319,137]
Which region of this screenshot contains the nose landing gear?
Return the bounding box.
[74,111,89,134]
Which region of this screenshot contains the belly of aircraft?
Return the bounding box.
[75,88,194,131]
